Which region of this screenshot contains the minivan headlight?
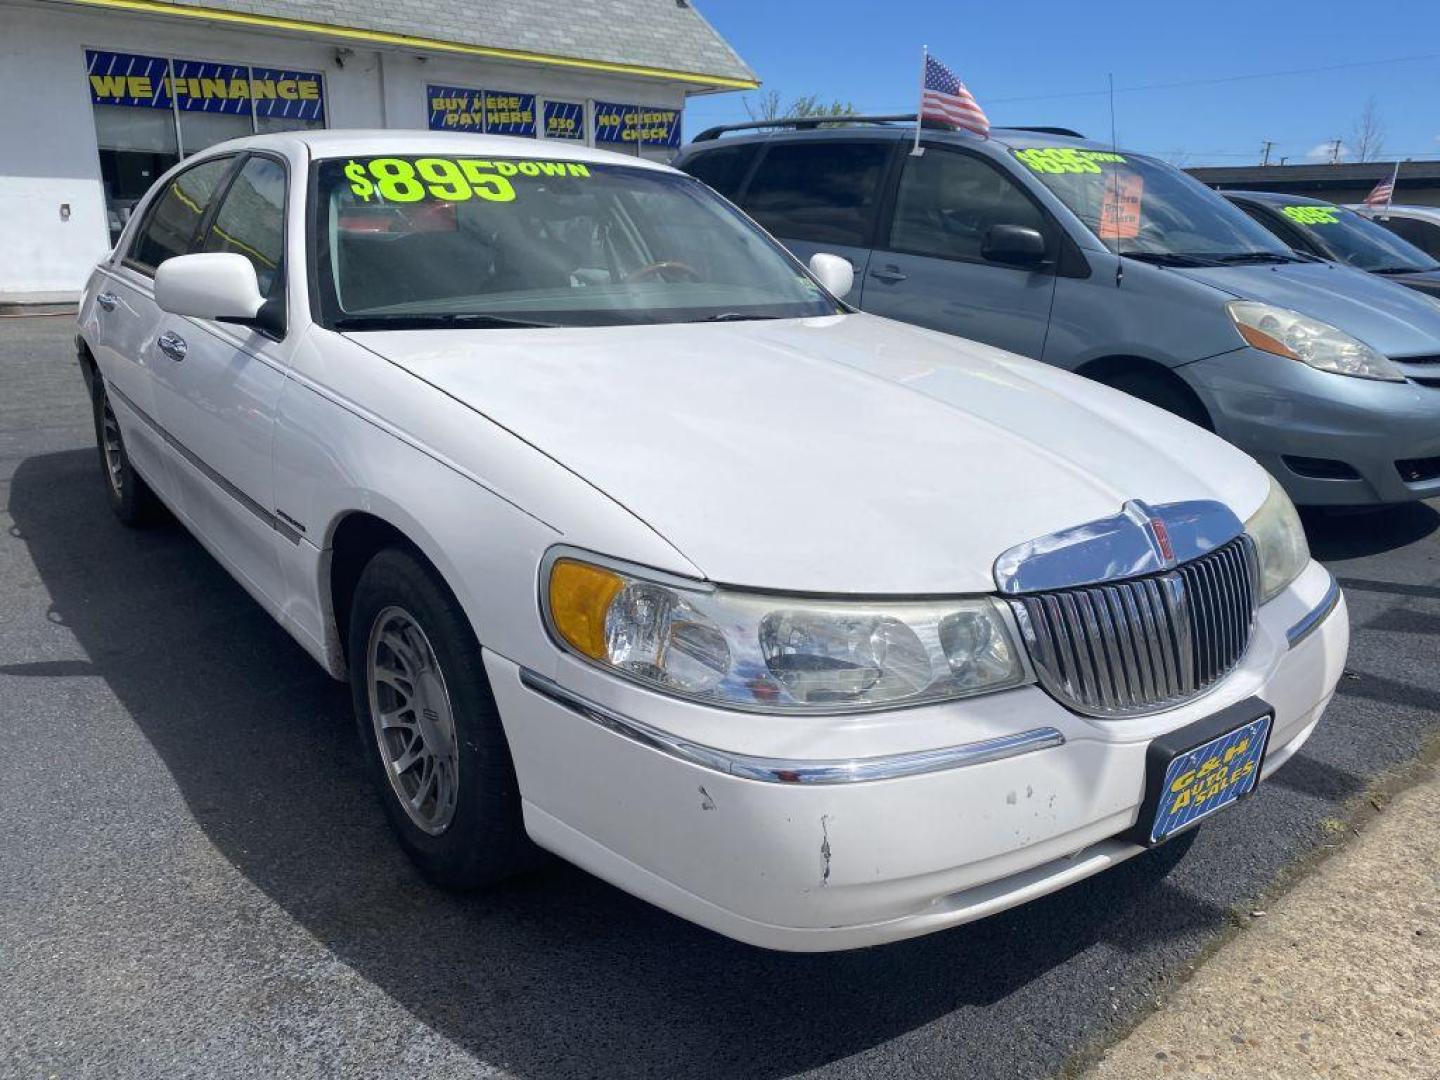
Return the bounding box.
[1244,477,1310,604]
[1227,301,1404,381]
[543,556,1029,712]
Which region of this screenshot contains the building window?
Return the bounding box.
[85,49,325,243]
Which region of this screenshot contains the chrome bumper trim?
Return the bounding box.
[1286,574,1342,649]
[518,669,1065,785]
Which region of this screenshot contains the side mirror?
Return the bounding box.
[808,252,854,300]
[154,252,265,322]
[981,225,1048,269]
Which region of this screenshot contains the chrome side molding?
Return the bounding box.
[519,669,1065,785]
[993,499,1245,595]
[1287,575,1342,649]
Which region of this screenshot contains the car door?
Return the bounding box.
[860,143,1058,358]
[734,139,894,299]
[88,155,239,506]
[149,153,293,606]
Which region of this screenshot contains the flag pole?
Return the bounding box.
[911,46,927,157]
[1387,159,1400,209]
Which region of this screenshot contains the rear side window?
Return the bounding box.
[128,157,234,274]
[887,148,1048,262]
[1379,215,1440,259]
[201,156,287,298]
[740,141,890,247]
[681,144,758,200]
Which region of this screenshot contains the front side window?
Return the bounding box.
[889,147,1048,261]
[1014,147,1291,262]
[1377,215,1440,259]
[739,141,891,247]
[128,156,234,273]
[313,155,840,329]
[201,156,287,296]
[1279,205,1440,273]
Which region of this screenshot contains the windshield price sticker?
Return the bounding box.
[1014,148,1127,174]
[343,157,591,204]
[1281,205,1340,226]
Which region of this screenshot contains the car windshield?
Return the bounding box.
[1271,202,1440,273]
[1012,146,1292,262]
[312,154,840,329]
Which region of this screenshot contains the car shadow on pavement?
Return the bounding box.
[1301,501,1440,560]
[8,448,1239,1080]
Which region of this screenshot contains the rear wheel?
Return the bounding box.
[348,546,534,888]
[91,381,164,526]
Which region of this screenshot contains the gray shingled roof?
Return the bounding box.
[121,0,756,85]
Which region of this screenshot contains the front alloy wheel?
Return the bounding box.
[366,606,460,835]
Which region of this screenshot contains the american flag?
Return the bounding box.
[920,53,989,137]
[1363,163,1399,207]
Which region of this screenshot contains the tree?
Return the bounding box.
[1350,97,1386,162]
[743,91,857,122]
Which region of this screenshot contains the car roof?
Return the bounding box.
[190,128,675,172]
[1224,190,1333,207]
[1347,203,1440,221]
[675,122,1134,160]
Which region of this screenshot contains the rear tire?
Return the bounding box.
[347,546,534,889]
[91,380,165,527]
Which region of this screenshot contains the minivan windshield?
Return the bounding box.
[1012,146,1293,264]
[313,155,840,329]
[1269,202,1440,274]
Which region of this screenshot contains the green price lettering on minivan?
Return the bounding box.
[1280,205,1341,226]
[1013,147,1127,174]
[342,156,591,204]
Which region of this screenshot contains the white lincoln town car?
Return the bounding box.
[76,131,1347,951]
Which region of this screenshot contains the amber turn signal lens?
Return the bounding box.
[548,560,624,659]
[1235,321,1299,360]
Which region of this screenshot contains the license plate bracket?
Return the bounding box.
[1126,697,1274,847]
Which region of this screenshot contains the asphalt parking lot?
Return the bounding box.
[2,315,1438,1080]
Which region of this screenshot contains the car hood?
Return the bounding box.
[346,314,1267,594]
[1173,260,1440,358]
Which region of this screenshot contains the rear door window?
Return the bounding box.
[681,144,758,200]
[126,157,235,275]
[739,141,891,247]
[200,156,287,298]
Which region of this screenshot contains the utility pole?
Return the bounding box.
[1260,140,1274,166]
[1327,138,1342,165]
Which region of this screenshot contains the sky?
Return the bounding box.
[689,0,1440,166]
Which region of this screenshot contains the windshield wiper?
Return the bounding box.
[1211,251,1307,265]
[1118,252,1223,268]
[1372,265,1432,275]
[333,313,557,331]
[700,312,790,322]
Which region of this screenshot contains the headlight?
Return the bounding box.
[1244,477,1310,604]
[543,555,1029,712]
[1227,301,1404,381]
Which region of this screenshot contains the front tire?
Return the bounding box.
[91,381,164,527]
[348,547,533,889]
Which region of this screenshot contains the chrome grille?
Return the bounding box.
[1008,536,1258,717]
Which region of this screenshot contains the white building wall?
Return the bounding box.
[0,1,695,299]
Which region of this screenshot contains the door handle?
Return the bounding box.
[95,292,119,311]
[869,265,908,284]
[156,331,187,362]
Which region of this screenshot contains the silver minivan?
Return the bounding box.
[675,121,1440,506]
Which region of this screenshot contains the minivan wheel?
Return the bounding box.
[91,382,164,526]
[1097,369,1214,432]
[348,546,534,889]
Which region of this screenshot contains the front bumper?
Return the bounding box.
[1181,346,1440,505]
[486,561,1347,951]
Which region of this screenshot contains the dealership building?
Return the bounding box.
[0,0,756,306]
